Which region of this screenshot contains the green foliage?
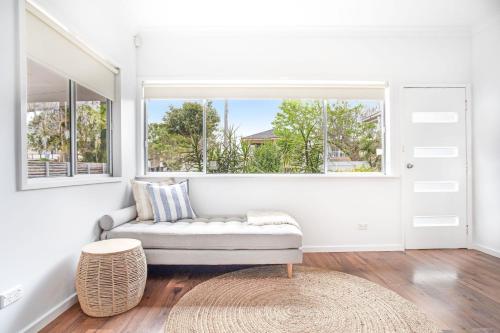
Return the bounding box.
[164,101,203,171]
[251,142,282,173]
[27,103,70,161]
[207,126,241,173]
[148,122,185,171]
[27,101,108,164]
[352,164,377,172]
[273,100,323,173]
[148,101,219,172]
[77,102,108,163]
[327,101,381,170]
[240,140,252,173]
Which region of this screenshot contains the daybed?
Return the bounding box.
[99,206,303,277]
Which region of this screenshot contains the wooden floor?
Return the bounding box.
[41,250,500,333]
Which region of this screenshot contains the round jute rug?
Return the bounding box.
[165,266,440,333]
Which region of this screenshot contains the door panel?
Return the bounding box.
[402,87,468,249]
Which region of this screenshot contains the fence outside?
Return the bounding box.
[28,161,108,178]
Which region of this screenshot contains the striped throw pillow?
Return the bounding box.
[146,182,196,222]
[130,179,175,221]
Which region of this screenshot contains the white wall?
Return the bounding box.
[472,17,500,257]
[0,1,136,332]
[137,28,472,250]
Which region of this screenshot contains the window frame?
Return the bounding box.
[141,81,390,178]
[17,0,121,190]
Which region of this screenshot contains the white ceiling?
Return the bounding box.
[126,0,500,30]
[34,0,500,34]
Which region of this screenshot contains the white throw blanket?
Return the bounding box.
[246,210,300,229]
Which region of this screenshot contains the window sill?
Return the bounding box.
[20,175,123,191]
[140,172,399,180]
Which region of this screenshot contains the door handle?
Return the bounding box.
[406,163,414,169]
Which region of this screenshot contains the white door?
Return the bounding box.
[402,87,468,249]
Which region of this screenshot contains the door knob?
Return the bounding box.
[406,163,414,169]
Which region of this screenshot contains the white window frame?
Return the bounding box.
[139,80,392,178]
[17,0,123,190]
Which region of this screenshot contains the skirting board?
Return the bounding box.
[20,292,78,333]
[302,244,404,253]
[474,243,500,259]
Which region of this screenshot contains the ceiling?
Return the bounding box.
[125,0,500,30]
[34,0,500,35]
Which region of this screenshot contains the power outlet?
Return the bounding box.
[358,224,368,231]
[0,285,23,309]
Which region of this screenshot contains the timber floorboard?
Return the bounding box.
[40,250,500,333]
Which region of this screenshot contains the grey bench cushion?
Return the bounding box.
[101,216,302,250]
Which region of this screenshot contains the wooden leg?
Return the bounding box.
[287,263,293,278]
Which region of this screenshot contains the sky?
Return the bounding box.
[147,99,380,138]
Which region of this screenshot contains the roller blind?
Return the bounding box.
[25,2,118,100]
[143,83,386,100]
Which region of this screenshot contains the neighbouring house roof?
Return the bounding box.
[242,129,277,141]
[361,108,381,123]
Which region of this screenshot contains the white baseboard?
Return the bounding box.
[20,292,78,333]
[302,244,404,253]
[474,243,500,258]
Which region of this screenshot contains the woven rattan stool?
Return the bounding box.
[76,238,147,317]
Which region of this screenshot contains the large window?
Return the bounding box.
[27,59,112,178]
[145,89,385,174]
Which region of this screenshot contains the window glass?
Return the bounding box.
[146,99,205,172]
[76,84,110,174]
[326,100,383,172]
[144,95,385,175]
[27,59,70,178]
[207,99,324,174]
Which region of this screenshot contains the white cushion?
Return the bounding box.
[131,178,174,221]
[102,217,303,250]
[99,205,137,231]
